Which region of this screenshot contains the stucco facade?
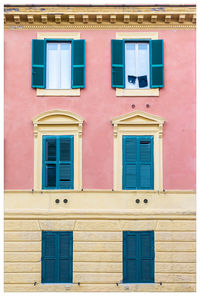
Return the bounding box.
[4,5,196,292]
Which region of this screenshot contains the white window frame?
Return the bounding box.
[125,42,150,90]
[46,42,71,90]
[36,32,80,97]
[116,32,159,97]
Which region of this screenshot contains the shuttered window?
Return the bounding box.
[122,136,154,190]
[123,231,154,283]
[32,39,85,89]
[42,136,74,189]
[42,231,73,283]
[111,39,164,89]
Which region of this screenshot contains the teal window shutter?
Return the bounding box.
[123,231,154,283]
[123,137,137,189]
[123,136,154,190]
[111,39,125,88]
[42,136,74,190]
[32,39,46,88]
[42,232,57,283]
[150,39,164,88]
[71,39,85,88]
[42,231,73,283]
[59,232,73,283]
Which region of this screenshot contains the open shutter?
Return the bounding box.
[58,232,73,283]
[59,137,74,189]
[123,136,137,190]
[150,39,164,88]
[139,232,154,283]
[42,232,57,283]
[32,39,46,88]
[71,40,85,88]
[111,40,125,88]
[139,137,154,190]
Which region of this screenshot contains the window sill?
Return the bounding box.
[36,88,80,96]
[116,88,159,97]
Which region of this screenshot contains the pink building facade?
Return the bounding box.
[4,5,196,292]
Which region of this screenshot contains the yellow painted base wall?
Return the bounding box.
[4,217,196,292]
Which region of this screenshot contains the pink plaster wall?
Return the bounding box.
[4,29,196,190]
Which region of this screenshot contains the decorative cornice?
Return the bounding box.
[4,5,196,30]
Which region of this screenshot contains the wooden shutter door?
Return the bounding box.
[59,136,74,189]
[139,231,154,283]
[58,232,73,283]
[123,231,154,283]
[139,137,154,189]
[42,232,57,283]
[123,136,137,189]
[71,40,85,88]
[150,39,164,88]
[32,39,46,88]
[42,137,57,189]
[123,232,138,283]
[111,40,125,88]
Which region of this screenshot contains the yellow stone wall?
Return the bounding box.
[4,190,196,292]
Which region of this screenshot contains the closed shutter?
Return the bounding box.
[150,39,164,88]
[123,231,154,283]
[123,232,138,283]
[139,137,154,189]
[123,136,154,190]
[42,231,73,283]
[59,137,74,189]
[140,232,154,283]
[42,232,57,283]
[59,232,73,283]
[111,40,125,88]
[42,136,74,189]
[32,39,46,88]
[72,40,85,88]
[123,137,137,189]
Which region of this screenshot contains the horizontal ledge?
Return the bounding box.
[4,189,196,194]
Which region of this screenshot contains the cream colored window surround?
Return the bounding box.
[116,32,159,97]
[112,110,164,191]
[32,109,83,191]
[36,32,81,97]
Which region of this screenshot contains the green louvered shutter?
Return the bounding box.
[42,136,74,189]
[32,39,46,88]
[59,232,73,283]
[150,39,164,88]
[140,231,154,283]
[59,137,74,189]
[43,137,57,189]
[123,231,154,283]
[42,231,73,283]
[123,232,138,283]
[123,136,154,190]
[42,232,57,283]
[71,40,85,88]
[111,39,125,88]
[139,137,154,190]
[123,136,137,190]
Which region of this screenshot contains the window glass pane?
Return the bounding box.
[137,43,149,88]
[125,42,149,89]
[60,43,71,89]
[46,42,71,89]
[46,43,60,89]
[125,42,136,89]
